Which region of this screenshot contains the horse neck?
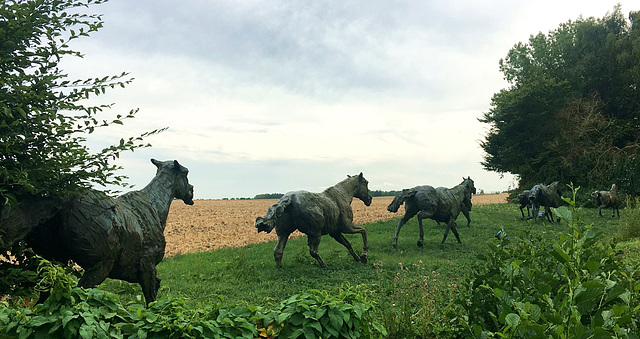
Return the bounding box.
[451,182,468,196]
[140,171,175,225]
[325,177,357,204]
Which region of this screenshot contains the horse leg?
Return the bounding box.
[273,234,289,269]
[597,205,603,217]
[416,212,425,247]
[545,206,554,223]
[78,260,114,289]
[393,211,416,249]
[330,233,360,263]
[463,208,471,227]
[307,234,326,268]
[442,219,461,244]
[138,261,160,307]
[340,223,369,263]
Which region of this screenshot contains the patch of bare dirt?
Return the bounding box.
[164,193,509,257]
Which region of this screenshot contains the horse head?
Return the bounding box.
[351,172,372,206]
[387,188,410,212]
[151,159,194,205]
[462,176,476,195]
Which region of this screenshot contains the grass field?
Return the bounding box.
[100,202,632,312]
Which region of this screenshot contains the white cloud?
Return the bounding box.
[60,0,636,198]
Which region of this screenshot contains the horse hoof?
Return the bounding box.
[417,240,424,248]
[360,255,368,264]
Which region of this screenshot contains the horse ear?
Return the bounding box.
[358,172,364,181]
[173,160,181,169]
[151,159,162,168]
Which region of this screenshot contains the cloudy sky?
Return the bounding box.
[63,0,637,199]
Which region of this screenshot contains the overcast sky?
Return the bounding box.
[62,0,637,199]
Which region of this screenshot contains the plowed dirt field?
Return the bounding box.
[164,193,508,256]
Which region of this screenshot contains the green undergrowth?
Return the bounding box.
[2,199,638,338]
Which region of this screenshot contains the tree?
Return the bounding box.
[480,6,640,194]
[0,0,163,207]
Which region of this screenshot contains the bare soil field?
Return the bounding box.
[164,193,509,257]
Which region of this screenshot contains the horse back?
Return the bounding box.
[59,190,124,267]
[412,186,437,212]
[433,187,464,220]
[285,190,343,235]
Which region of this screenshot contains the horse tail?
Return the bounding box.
[387,188,414,213]
[255,194,292,233]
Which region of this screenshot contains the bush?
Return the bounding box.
[460,185,640,338]
[0,260,386,338]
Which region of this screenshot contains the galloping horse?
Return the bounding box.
[530,181,562,223]
[387,177,475,248]
[256,173,372,268]
[26,159,194,306]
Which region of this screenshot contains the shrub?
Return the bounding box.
[460,184,640,338]
[0,260,386,338]
[260,285,387,339]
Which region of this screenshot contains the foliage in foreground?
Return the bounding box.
[0,260,386,339]
[461,186,640,338]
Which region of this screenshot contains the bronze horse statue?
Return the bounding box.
[387,177,475,248]
[529,181,562,223]
[26,159,194,306]
[256,173,372,268]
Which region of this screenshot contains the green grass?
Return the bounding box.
[99,203,629,310]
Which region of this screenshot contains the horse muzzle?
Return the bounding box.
[364,195,372,206]
[182,185,195,205]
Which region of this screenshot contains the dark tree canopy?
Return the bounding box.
[0,0,163,208]
[480,6,640,195]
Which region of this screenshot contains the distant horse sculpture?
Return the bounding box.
[255,173,372,268]
[591,184,620,218]
[517,189,532,219]
[387,177,476,248]
[529,181,562,223]
[26,159,194,306]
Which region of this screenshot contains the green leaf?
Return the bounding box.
[505,313,520,328]
[328,308,343,331]
[586,260,601,273]
[551,246,571,264]
[554,206,572,222]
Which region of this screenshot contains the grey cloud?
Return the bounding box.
[92,1,520,100]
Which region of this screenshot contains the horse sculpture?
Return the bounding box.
[591,184,620,218]
[387,177,475,248]
[255,173,372,268]
[26,159,194,306]
[529,181,562,223]
[517,189,532,219]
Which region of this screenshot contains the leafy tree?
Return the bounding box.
[0,0,164,295]
[480,6,640,194]
[0,0,163,209]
